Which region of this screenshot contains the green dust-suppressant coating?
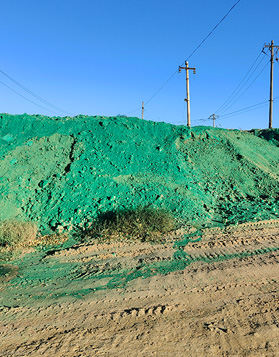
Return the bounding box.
[1,113,279,233]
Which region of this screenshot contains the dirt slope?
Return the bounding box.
[1,114,279,233]
[1,115,279,355]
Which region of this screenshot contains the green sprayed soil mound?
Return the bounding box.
[252,128,279,147]
[1,113,279,233]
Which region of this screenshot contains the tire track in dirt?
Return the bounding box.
[60,220,279,292]
[1,220,279,356]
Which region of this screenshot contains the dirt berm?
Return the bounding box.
[1,113,279,232]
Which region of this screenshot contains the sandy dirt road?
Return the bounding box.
[1,220,279,356]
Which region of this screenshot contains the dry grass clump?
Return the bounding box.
[0,220,38,261]
[0,220,38,248]
[0,220,69,262]
[86,206,175,242]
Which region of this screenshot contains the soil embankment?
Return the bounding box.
[1,115,279,355]
[1,114,279,232]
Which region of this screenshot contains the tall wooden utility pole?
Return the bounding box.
[179,61,196,127]
[142,101,144,119]
[209,114,219,127]
[263,40,279,128]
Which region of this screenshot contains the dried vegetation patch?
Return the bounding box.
[0,220,68,261]
[85,207,176,243]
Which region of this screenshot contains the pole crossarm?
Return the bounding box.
[179,61,196,74]
[179,66,196,72]
[263,43,279,53]
[209,114,219,128]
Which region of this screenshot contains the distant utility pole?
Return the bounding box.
[209,114,219,127]
[142,101,144,119]
[179,61,196,127]
[263,40,279,128]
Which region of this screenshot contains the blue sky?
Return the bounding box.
[0,0,279,129]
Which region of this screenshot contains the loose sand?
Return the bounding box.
[1,220,279,356]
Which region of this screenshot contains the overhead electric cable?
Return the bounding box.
[145,71,177,105]
[185,0,241,63]
[0,79,63,115]
[218,60,270,115]
[216,51,264,114]
[135,0,242,110]
[193,98,271,123]
[218,100,269,120]
[126,107,142,115]
[0,69,72,115]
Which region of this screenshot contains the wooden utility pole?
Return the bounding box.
[209,114,219,127]
[263,40,279,128]
[142,101,144,119]
[179,61,196,127]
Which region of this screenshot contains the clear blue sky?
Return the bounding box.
[0,0,279,129]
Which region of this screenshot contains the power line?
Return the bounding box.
[126,107,142,115]
[194,98,272,123]
[145,71,177,106]
[218,59,270,115]
[193,59,270,123]
[218,100,269,120]
[185,0,241,63]
[128,0,241,113]
[216,51,264,114]
[0,79,64,115]
[0,69,72,115]
[142,108,152,120]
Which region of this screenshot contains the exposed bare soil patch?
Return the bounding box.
[1,220,279,356]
